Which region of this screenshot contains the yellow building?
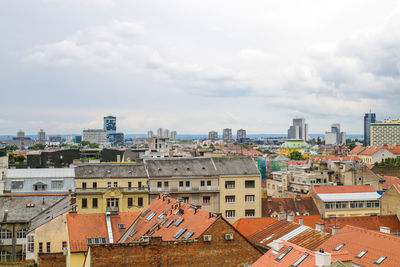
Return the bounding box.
[279,139,310,157]
[309,185,381,218]
[370,118,400,146]
[380,183,400,220]
[74,164,149,214]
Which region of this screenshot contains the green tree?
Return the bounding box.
[80,141,91,147]
[289,151,305,160]
[89,142,99,148]
[5,145,18,151]
[28,144,45,150]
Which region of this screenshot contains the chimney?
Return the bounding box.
[332,227,340,235]
[271,240,283,251]
[380,226,390,234]
[278,212,286,221]
[298,217,303,225]
[287,214,294,222]
[315,249,331,267]
[315,222,324,232]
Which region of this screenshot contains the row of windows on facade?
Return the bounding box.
[225,209,255,218]
[324,200,380,210]
[81,197,144,209]
[157,180,213,188]
[11,180,64,190]
[225,180,255,189]
[0,228,27,239]
[81,181,144,189]
[0,250,25,261]
[26,237,67,254]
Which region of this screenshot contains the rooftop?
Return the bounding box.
[313,185,376,194]
[382,175,400,190]
[262,196,320,217]
[5,168,75,178]
[75,163,147,178]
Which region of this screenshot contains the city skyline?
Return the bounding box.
[1,1,400,134]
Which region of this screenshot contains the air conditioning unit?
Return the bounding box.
[203,235,212,242]
[225,233,233,240]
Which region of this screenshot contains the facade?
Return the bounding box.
[147,137,172,153]
[103,116,116,134]
[309,185,380,218]
[107,133,124,146]
[74,164,149,214]
[262,196,320,217]
[279,139,310,157]
[37,129,46,144]
[370,118,400,146]
[3,168,75,194]
[288,118,308,141]
[147,130,154,138]
[208,130,218,141]
[157,128,163,138]
[170,130,177,140]
[237,129,246,140]
[357,146,395,164]
[82,129,108,146]
[380,183,400,220]
[222,128,232,141]
[364,112,376,146]
[325,123,346,145]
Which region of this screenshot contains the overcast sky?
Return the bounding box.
[1,0,400,135]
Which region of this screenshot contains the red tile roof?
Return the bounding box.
[321,215,400,234]
[262,196,320,217]
[349,146,365,155]
[122,194,218,242]
[387,145,400,155]
[312,156,361,162]
[320,225,400,267]
[359,146,385,155]
[67,212,140,252]
[313,185,376,194]
[382,175,400,190]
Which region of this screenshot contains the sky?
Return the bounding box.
[1,0,400,135]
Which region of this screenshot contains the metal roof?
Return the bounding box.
[267,225,309,247]
[5,168,75,178]
[318,192,381,202]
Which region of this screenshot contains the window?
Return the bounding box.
[106,198,119,208]
[356,250,368,259]
[201,181,205,186]
[27,235,34,253]
[82,182,87,189]
[164,181,169,187]
[275,246,292,262]
[93,182,97,189]
[207,180,211,186]
[185,181,190,187]
[34,183,47,191]
[138,197,143,207]
[0,251,11,261]
[225,210,235,218]
[173,227,187,239]
[182,230,194,239]
[128,198,133,207]
[333,243,345,251]
[11,181,24,189]
[225,195,235,203]
[245,180,255,188]
[113,182,118,187]
[174,218,184,226]
[107,182,111,188]
[325,202,335,209]
[183,197,189,203]
[128,182,132,189]
[179,181,184,187]
[157,181,162,188]
[47,242,51,252]
[245,209,255,217]
[62,241,67,250]
[225,181,235,189]
[291,253,309,267]
[245,195,255,202]
[82,198,88,208]
[203,196,210,204]
[374,256,387,265]
[146,212,156,221]
[86,237,107,244]
[138,181,142,188]
[92,198,98,208]
[39,242,43,253]
[16,229,27,239]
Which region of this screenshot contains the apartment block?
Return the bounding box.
[370,118,400,146]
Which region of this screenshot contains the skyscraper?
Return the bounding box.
[170,131,177,140]
[288,118,308,141]
[364,113,376,146]
[104,116,116,134]
[157,128,163,138]
[37,129,46,144]
[325,123,346,145]
[147,131,154,138]
[222,128,232,141]
[237,129,246,140]
[208,131,218,141]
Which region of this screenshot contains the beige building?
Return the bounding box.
[370,118,400,146]
[74,164,149,214]
[380,183,400,220]
[357,146,395,164]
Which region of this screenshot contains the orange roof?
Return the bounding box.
[312,156,361,162]
[387,145,400,155]
[349,146,365,155]
[322,215,400,234]
[262,196,320,217]
[382,176,400,190]
[122,194,218,242]
[359,146,386,155]
[313,185,376,194]
[67,212,140,252]
[320,225,400,266]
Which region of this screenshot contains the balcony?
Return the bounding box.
[106,206,119,212]
[75,187,149,193]
[149,186,219,193]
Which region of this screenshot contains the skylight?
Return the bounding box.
[275,247,293,262]
[333,243,345,251]
[165,220,174,228]
[141,209,150,217]
[174,218,184,227]
[290,253,309,267]
[173,227,187,239]
[356,250,368,259]
[374,256,387,265]
[182,230,194,239]
[146,212,156,221]
[260,234,275,244]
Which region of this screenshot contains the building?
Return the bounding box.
[325,123,346,146]
[157,128,163,138]
[107,133,124,146]
[262,196,320,217]
[309,185,381,218]
[380,183,400,220]
[364,112,376,146]
[83,194,262,267]
[357,146,395,164]
[170,130,177,140]
[237,129,246,140]
[163,129,170,139]
[320,225,400,266]
[147,137,172,153]
[208,130,218,141]
[82,129,108,146]
[279,139,310,157]
[74,164,149,214]
[48,136,62,143]
[103,116,116,135]
[0,130,35,149]
[37,129,46,145]
[288,118,308,141]
[147,131,154,138]
[370,118,400,146]
[74,135,82,143]
[3,168,75,194]
[222,128,232,142]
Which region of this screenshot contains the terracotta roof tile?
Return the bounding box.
[262,196,320,217]
[320,225,400,267]
[288,228,331,250]
[313,185,376,194]
[387,145,400,155]
[382,176,400,190]
[359,146,385,155]
[349,146,365,155]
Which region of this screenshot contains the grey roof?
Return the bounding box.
[5,168,75,178]
[75,163,147,178]
[0,194,67,223]
[144,157,260,177]
[28,194,76,232]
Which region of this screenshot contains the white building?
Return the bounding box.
[288,118,308,141]
[82,129,108,145]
